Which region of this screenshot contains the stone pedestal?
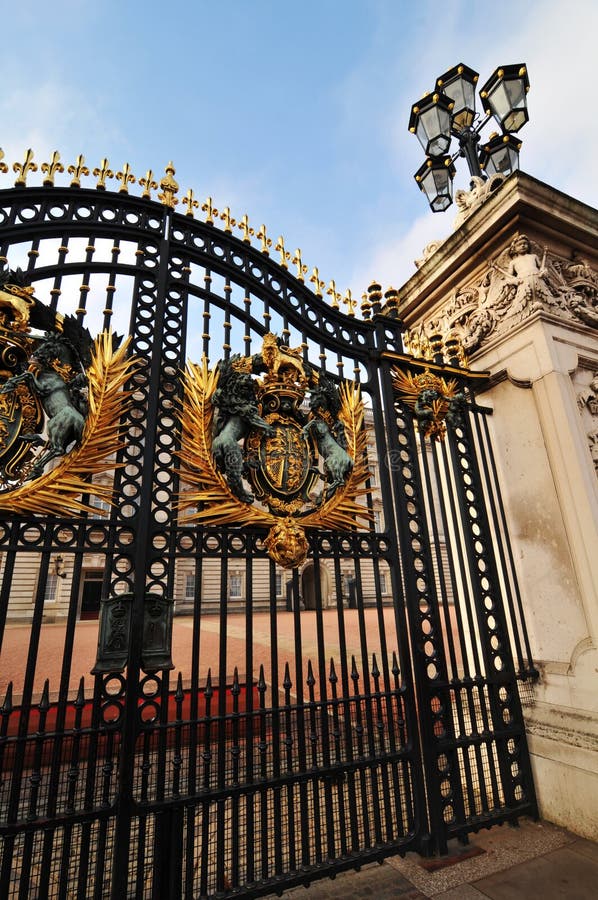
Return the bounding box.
[395,171,598,839]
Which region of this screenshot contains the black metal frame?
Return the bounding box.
[0,185,537,899]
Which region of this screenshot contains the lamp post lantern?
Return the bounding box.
[408,63,530,212]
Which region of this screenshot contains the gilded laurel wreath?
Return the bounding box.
[178,354,371,567]
[392,366,466,440]
[0,332,137,516]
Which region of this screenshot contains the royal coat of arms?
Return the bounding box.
[179,334,371,568]
[0,266,136,515]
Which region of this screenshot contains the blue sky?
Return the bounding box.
[1,0,596,301]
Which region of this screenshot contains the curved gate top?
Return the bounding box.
[0,155,537,899]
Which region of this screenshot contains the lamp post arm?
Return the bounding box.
[456,127,484,179]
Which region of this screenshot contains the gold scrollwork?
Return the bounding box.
[178,345,371,568]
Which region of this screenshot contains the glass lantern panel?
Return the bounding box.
[487,82,511,121]
[446,77,476,128]
[431,194,452,212]
[505,78,526,109]
[417,105,451,157]
[503,108,527,132]
[486,146,517,176]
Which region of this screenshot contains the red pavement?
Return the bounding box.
[0,608,403,703]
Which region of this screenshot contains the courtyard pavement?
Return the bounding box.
[266,818,598,899]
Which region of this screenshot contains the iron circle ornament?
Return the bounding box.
[0,266,140,515]
[178,333,372,568]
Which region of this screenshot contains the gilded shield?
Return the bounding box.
[0,381,44,480]
[247,416,316,501]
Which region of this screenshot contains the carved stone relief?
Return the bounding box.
[576,370,598,475]
[405,233,598,359]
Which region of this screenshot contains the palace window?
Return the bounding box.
[185,574,197,601]
[229,574,243,599]
[44,574,59,604]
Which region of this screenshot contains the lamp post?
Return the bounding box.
[409,63,530,212]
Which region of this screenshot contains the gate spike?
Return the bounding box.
[328,658,338,684]
[306,659,316,687]
[175,672,184,702]
[391,651,400,677]
[350,656,359,684]
[204,668,213,699]
[283,662,292,692]
[74,677,86,708]
[257,664,267,693]
[231,667,240,696]
[371,653,380,679]
[1,682,13,715]
[39,679,50,712]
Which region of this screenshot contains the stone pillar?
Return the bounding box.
[394,171,598,839]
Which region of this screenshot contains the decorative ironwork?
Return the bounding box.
[0,175,538,899]
[67,153,89,187]
[92,157,114,190]
[0,269,138,513]
[92,593,174,675]
[179,334,371,567]
[0,148,366,318]
[41,151,64,186]
[158,160,179,208]
[392,366,467,440]
[115,162,135,194]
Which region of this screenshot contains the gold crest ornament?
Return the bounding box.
[179,335,371,568]
[0,268,138,515]
[392,367,467,441]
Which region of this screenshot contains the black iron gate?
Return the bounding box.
[0,166,537,899]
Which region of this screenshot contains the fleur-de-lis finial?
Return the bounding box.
[13,149,38,187]
[41,151,64,186]
[220,207,236,233]
[310,267,325,297]
[326,279,341,309]
[256,224,272,255]
[116,162,135,194]
[201,197,218,224]
[275,236,290,269]
[0,149,8,175]
[68,154,89,187]
[238,214,253,243]
[183,189,199,217]
[158,162,179,208]
[292,249,308,282]
[139,170,158,199]
[343,288,357,316]
[93,158,114,190]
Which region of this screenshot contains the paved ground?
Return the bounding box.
[0,608,403,700]
[266,818,598,899]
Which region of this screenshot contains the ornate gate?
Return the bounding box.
[0,158,537,899]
